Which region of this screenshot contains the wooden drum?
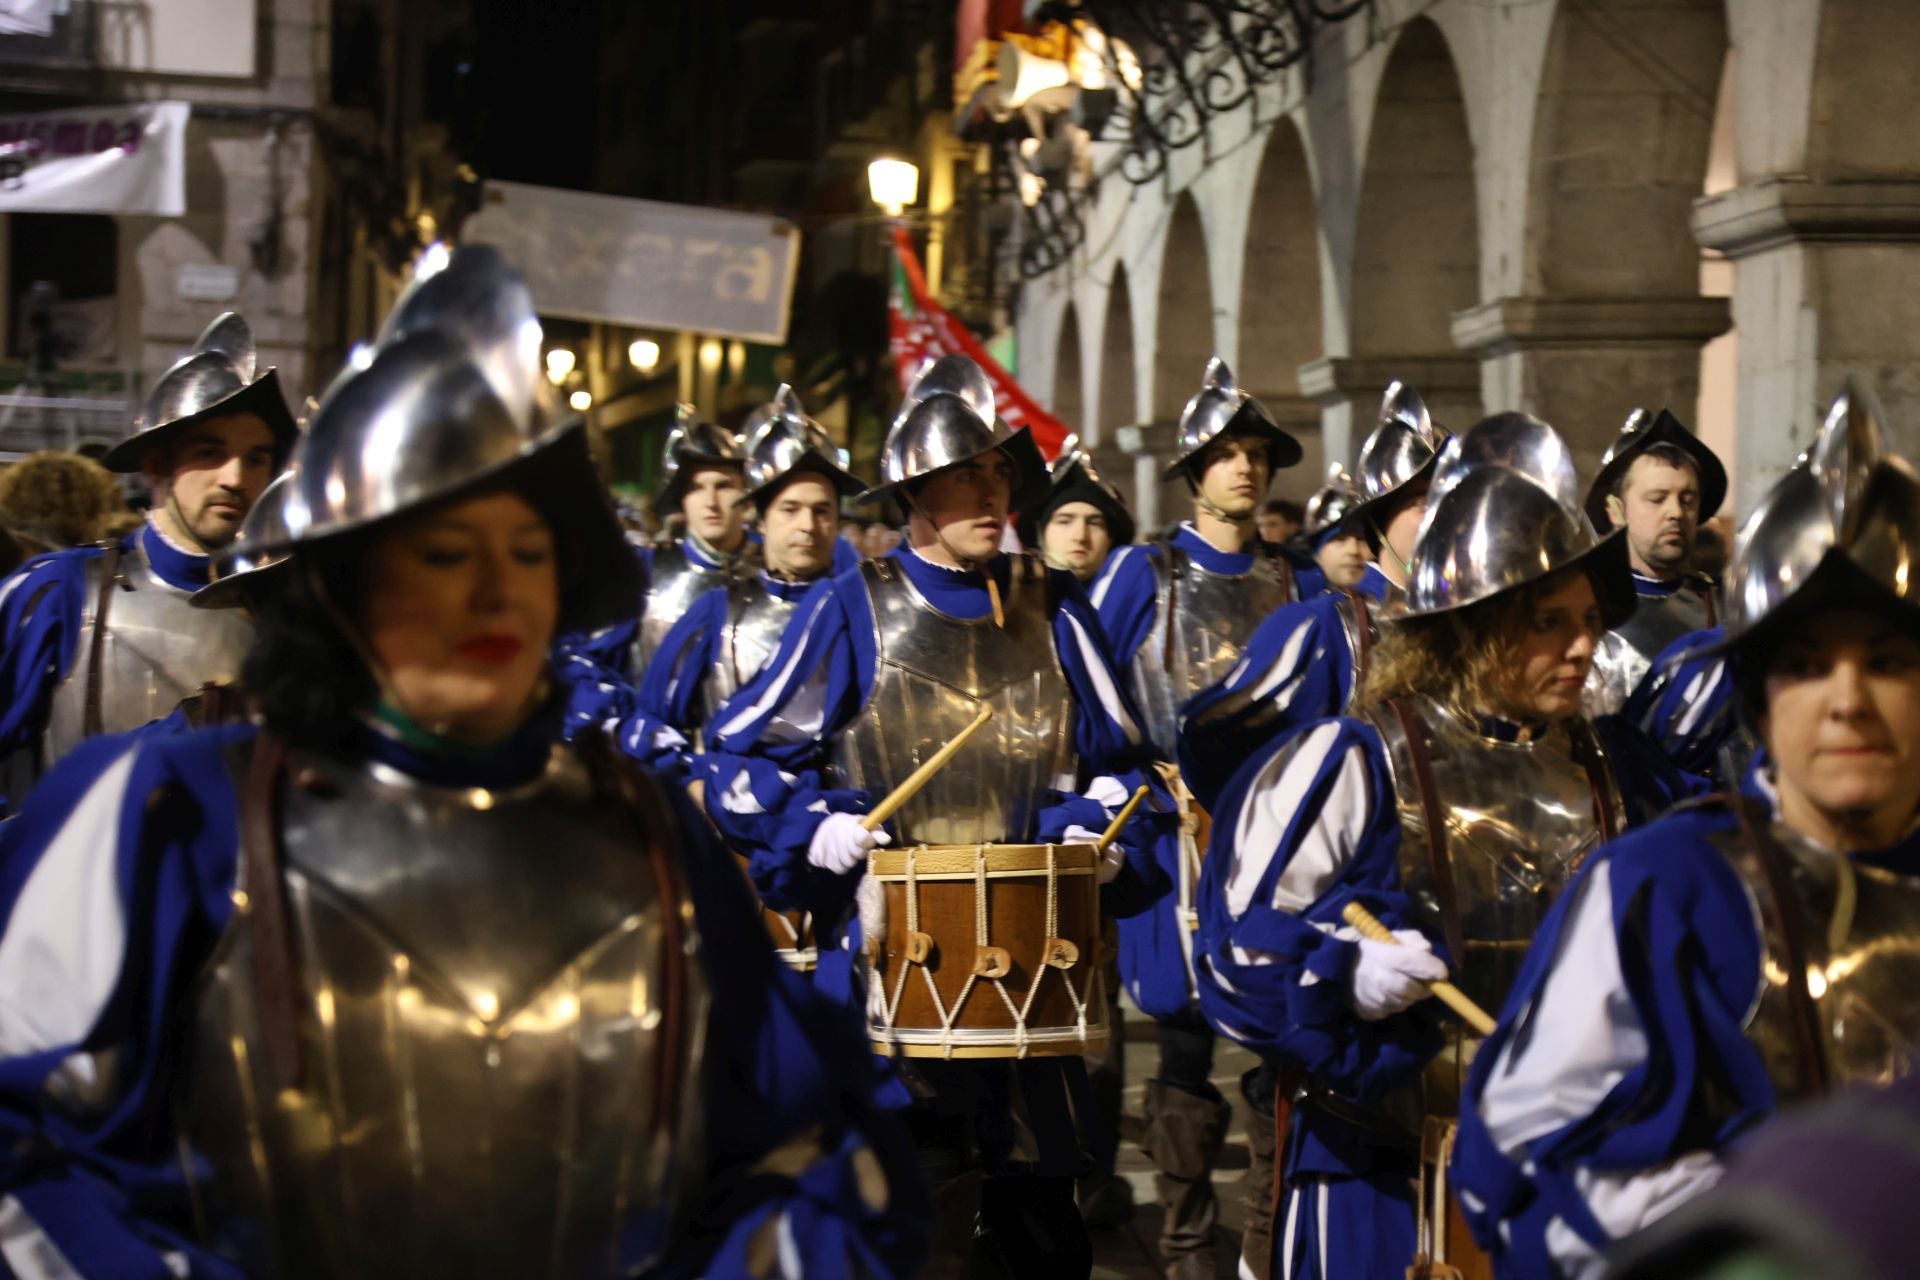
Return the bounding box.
[865,842,1108,1059]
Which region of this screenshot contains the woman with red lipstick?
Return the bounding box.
[0,246,924,1280]
[1191,412,1689,1280]
[1456,383,1920,1280]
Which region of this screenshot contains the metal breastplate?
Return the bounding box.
[1585,578,1718,717]
[43,540,253,760]
[705,574,803,720]
[1132,542,1294,754]
[1715,815,1920,1101]
[635,542,754,672]
[1366,697,1625,1015]
[179,740,707,1279]
[833,554,1076,845]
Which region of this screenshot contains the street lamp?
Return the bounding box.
[545,347,576,385]
[569,389,593,412]
[628,338,660,374]
[867,157,919,216]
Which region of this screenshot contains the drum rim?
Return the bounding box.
[868,841,1099,879]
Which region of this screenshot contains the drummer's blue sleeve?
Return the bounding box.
[0,723,254,1278]
[1045,570,1176,919]
[1089,544,1159,669]
[1176,593,1359,810]
[1453,804,1773,1278]
[1193,717,1444,1098]
[0,546,100,769]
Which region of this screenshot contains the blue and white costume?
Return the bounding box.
[1194,409,1688,1280]
[1456,381,1920,1280]
[1618,624,1744,785]
[0,719,924,1279]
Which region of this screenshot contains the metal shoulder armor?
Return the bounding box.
[1132,540,1296,754]
[44,538,253,761]
[833,552,1076,845]
[178,735,708,1278]
[1585,576,1720,716]
[1714,804,1920,1101]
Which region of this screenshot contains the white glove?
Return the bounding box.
[1084,775,1132,811]
[1348,929,1448,1021]
[1061,824,1128,885]
[809,811,890,875]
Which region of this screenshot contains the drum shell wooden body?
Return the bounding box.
[867,843,1107,1058]
[734,852,816,970]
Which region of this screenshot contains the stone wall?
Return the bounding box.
[1016,0,1920,527]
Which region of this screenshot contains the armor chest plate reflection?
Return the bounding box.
[708,575,800,716]
[1368,698,1621,1014]
[834,555,1075,845]
[1718,824,1920,1100]
[635,544,726,671]
[45,545,252,758]
[1585,582,1716,717]
[1133,544,1292,753]
[179,743,704,1280]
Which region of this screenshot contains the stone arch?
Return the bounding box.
[1153,191,1215,425]
[1502,0,1730,472]
[1052,301,1084,438]
[1238,118,1325,491]
[1525,1,1727,298]
[1345,16,1482,431]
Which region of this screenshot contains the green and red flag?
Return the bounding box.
[887,222,1069,458]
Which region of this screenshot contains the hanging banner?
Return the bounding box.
[887,221,1067,457]
[0,0,54,37]
[0,101,189,217]
[464,180,802,344]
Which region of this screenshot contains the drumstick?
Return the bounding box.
[860,705,994,831]
[1340,901,1497,1037]
[1093,785,1152,853]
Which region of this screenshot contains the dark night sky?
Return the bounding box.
[464,0,606,191]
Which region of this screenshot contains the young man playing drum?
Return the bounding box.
[697,354,1174,1278]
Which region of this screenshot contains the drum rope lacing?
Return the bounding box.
[877,843,1096,1058]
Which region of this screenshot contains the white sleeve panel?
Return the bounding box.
[1222,723,1369,920]
[0,746,140,1059]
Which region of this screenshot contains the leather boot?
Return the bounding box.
[1240,1088,1277,1280]
[1140,1079,1231,1278]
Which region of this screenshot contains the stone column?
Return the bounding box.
[1692,176,1920,510]
[1296,355,1482,471]
[1450,297,1732,478]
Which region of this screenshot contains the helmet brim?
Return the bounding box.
[102,369,299,474]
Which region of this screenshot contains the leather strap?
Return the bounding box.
[82,543,125,739]
[1346,589,1375,691]
[1159,541,1181,674]
[238,730,304,1089]
[1565,718,1620,844]
[1387,698,1465,964]
[1700,576,1720,627]
[1728,791,1831,1096]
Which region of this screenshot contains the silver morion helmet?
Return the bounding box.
[653,402,746,517]
[191,469,303,610]
[859,354,1047,511]
[741,384,863,507]
[1302,463,1361,541]
[104,310,300,473]
[1405,411,1634,628]
[1346,380,1449,533]
[287,242,640,631]
[1161,356,1303,483]
[1715,381,1920,653]
[1582,406,1729,531]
